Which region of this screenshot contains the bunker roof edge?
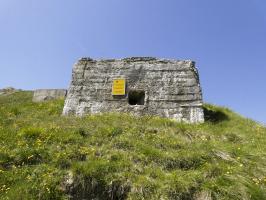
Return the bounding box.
[77,57,194,64]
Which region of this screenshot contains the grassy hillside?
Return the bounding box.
[0,91,266,200]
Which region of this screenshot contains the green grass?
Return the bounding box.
[0,91,266,200]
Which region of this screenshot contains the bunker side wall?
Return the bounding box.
[63,58,204,123]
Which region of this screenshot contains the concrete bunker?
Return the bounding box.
[63,57,204,123]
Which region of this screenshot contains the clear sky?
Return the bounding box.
[0,0,265,124]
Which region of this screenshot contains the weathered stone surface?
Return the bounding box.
[63,57,204,123]
[33,89,67,102]
[0,87,21,95]
[193,191,212,200]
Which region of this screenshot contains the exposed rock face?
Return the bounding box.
[193,191,212,200]
[0,87,21,95]
[33,89,67,102]
[63,57,204,123]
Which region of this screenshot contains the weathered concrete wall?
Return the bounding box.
[33,89,67,102]
[63,57,204,123]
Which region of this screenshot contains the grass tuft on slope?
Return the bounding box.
[0,91,266,200]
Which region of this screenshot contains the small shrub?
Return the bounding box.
[19,127,43,140]
[164,156,207,171]
[225,133,242,143]
[10,107,21,116]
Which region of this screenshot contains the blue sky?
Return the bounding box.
[0,0,265,124]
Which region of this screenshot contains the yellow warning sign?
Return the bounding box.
[112,79,126,95]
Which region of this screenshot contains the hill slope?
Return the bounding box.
[0,91,266,200]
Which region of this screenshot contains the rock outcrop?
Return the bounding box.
[33,89,67,102]
[0,87,21,95]
[63,57,204,123]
